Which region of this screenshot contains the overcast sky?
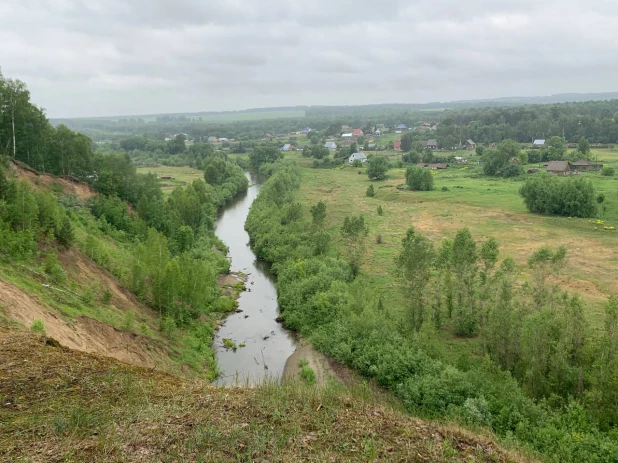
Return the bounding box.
[2,0,618,118]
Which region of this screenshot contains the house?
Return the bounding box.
[324,141,337,151]
[349,152,367,163]
[394,141,402,151]
[454,156,467,164]
[218,138,229,142]
[396,124,407,130]
[353,129,364,136]
[342,133,353,138]
[572,159,603,171]
[300,127,311,135]
[424,139,438,150]
[465,139,476,150]
[342,125,351,131]
[532,139,546,148]
[367,143,377,150]
[417,123,431,132]
[546,160,571,175]
[281,144,296,152]
[374,129,382,136]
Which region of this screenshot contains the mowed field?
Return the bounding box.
[292,149,618,329]
[136,165,204,195]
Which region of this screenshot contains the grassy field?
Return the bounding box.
[137,165,205,195]
[0,329,532,463]
[291,149,618,329]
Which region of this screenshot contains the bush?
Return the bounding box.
[442,186,449,192]
[352,159,363,168]
[405,166,434,191]
[366,184,375,197]
[30,319,45,334]
[497,164,524,178]
[377,205,383,215]
[601,166,615,176]
[376,234,383,244]
[367,156,390,180]
[520,174,597,218]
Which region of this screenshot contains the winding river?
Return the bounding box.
[213,172,296,386]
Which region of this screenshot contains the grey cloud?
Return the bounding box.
[1,0,618,117]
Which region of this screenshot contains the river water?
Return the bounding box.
[213,172,296,386]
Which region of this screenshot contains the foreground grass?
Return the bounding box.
[295,151,618,329]
[0,329,530,463]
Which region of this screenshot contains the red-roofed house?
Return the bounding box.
[352,129,364,136]
[394,141,402,150]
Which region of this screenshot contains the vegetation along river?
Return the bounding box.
[213,172,296,386]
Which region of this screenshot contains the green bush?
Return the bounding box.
[519,174,597,218]
[366,184,375,197]
[30,319,45,334]
[405,166,434,191]
[601,166,615,176]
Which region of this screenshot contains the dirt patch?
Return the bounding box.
[0,278,170,370]
[56,248,147,311]
[217,272,246,298]
[11,160,96,200]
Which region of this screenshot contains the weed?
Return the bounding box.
[30,319,45,334]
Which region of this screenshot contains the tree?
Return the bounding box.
[349,142,357,154]
[546,136,567,161]
[249,146,282,170]
[340,215,369,276]
[483,139,520,176]
[367,156,390,180]
[577,137,590,157]
[366,184,375,197]
[519,175,597,218]
[310,201,327,227]
[396,227,435,331]
[401,132,415,152]
[475,145,485,157]
[405,166,433,191]
[55,215,74,248]
[167,134,186,155]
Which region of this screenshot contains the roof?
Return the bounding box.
[547,160,571,172]
[572,159,594,166]
[352,129,364,136]
[425,139,438,146]
[394,141,401,149]
[324,142,337,149]
[342,133,353,137]
[396,124,407,129]
[466,139,475,145]
[349,152,367,161]
[533,139,546,145]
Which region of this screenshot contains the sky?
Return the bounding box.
[2,0,618,118]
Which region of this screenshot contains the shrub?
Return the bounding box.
[367,156,390,180]
[405,166,434,191]
[497,164,524,178]
[366,184,375,197]
[376,234,383,244]
[43,252,66,284]
[601,166,615,176]
[519,174,597,218]
[377,205,383,215]
[352,159,363,168]
[101,286,113,305]
[442,186,449,191]
[300,364,316,384]
[30,319,45,334]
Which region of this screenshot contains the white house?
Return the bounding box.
[348,152,367,163]
[342,133,353,138]
[324,141,337,150]
[533,139,546,148]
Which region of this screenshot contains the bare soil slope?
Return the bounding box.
[0,328,534,463]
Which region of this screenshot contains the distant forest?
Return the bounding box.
[53,97,618,148]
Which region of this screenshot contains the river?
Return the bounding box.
[213,172,297,386]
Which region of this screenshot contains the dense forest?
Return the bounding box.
[245,156,618,462]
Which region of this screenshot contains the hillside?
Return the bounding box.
[0,327,530,463]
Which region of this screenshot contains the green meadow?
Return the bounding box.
[291,149,618,329]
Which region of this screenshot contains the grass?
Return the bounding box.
[0,328,531,462]
[136,165,205,195]
[293,148,618,330]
